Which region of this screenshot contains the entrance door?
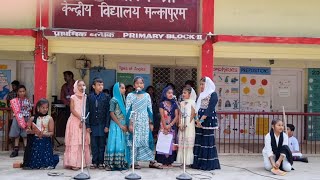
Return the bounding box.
[271,69,303,112]
[18,61,34,103]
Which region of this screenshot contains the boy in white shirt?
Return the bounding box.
[287,124,308,163]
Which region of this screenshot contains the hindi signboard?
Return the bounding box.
[52,0,199,33]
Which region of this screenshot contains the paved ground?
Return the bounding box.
[0,152,319,180]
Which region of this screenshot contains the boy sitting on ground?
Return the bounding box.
[287,124,308,163]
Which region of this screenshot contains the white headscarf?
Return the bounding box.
[196,77,216,111]
[184,87,197,102]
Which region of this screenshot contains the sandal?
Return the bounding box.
[105,165,112,171]
[90,164,97,169]
[98,164,105,169]
[149,161,163,169]
[130,164,141,169]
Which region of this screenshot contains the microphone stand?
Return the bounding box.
[74,87,90,180]
[176,98,192,180]
[125,90,141,180]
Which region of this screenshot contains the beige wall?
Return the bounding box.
[0,0,36,28]
[215,0,320,37]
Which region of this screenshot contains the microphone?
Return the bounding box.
[136,87,141,93]
[173,95,177,100]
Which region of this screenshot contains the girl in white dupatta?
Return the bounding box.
[176,86,197,165]
[192,77,221,171]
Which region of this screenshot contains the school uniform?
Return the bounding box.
[86,92,111,166]
[262,132,293,172]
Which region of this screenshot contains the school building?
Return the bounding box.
[1,0,320,153]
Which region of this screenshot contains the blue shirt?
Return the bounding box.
[86,92,111,137]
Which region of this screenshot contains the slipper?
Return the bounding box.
[90,164,97,169]
[149,161,163,169]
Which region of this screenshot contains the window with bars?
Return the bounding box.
[152,67,197,100]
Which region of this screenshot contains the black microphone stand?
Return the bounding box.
[74,87,90,180]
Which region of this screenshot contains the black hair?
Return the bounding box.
[165,83,175,90]
[287,124,295,131]
[200,77,206,82]
[18,85,26,91]
[185,80,195,87]
[63,71,74,79]
[11,80,20,87]
[36,98,49,113]
[126,84,133,89]
[146,86,155,92]
[271,119,283,126]
[93,77,103,85]
[183,86,192,94]
[133,76,144,84]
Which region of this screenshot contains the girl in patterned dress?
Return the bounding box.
[23,98,59,169]
[126,76,162,169]
[192,77,221,171]
[105,82,129,171]
[155,86,179,167]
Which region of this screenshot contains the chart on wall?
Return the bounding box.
[0,69,11,133]
[308,68,320,140]
[213,66,240,111]
[117,63,151,91]
[240,67,271,112]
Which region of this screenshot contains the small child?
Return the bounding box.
[156,86,179,168]
[105,82,129,171]
[64,80,91,170]
[23,98,59,169]
[86,78,111,169]
[176,86,197,166]
[9,85,32,158]
[262,119,293,173]
[287,124,308,163]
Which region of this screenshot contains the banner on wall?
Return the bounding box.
[308,68,320,140]
[117,63,151,90]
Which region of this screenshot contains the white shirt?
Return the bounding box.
[262,132,289,157]
[289,136,299,152]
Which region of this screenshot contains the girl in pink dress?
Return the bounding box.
[64,80,91,170]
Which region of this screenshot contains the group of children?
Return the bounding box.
[7,76,221,171]
[7,76,310,175]
[263,120,309,175]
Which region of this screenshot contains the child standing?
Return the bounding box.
[23,98,59,169]
[126,77,162,169]
[287,124,308,163]
[262,119,293,172]
[64,80,91,170]
[105,82,129,171]
[192,77,220,170]
[155,86,179,168]
[9,85,32,158]
[176,87,197,166]
[6,80,19,107]
[86,78,111,169]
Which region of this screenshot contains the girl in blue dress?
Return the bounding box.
[126,76,162,169]
[23,98,59,169]
[105,82,129,171]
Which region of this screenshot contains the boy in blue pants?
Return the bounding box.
[86,78,111,169]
